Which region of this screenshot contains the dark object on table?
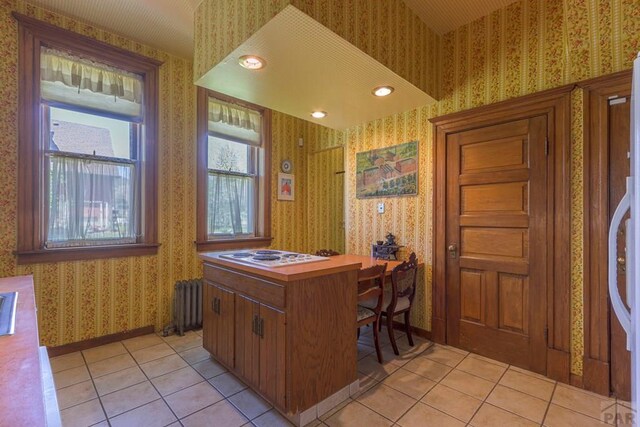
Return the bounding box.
[385,232,396,246]
[371,242,402,260]
[315,249,340,257]
[376,240,384,245]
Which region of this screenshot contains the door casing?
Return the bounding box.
[430,85,574,383]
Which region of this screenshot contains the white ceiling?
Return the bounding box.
[196,5,436,130]
[25,1,518,59]
[25,0,201,58]
[403,0,518,34]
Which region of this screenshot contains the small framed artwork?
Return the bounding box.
[277,173,294,201]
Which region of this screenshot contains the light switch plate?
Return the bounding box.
[377,203,385,214]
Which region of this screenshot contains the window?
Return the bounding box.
[15,14,161,264]
[196,89,272,250]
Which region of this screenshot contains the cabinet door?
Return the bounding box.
[215,286,235,368]
[259,304,286,409]
[235,294,260,386]
[202,281,216,355]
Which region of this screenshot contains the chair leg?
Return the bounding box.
[357,327,360,339]
[372,318,383,363]
[404,311,414,347]
[387,313,399,355]
[378,315,383,332]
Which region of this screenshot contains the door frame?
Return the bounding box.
[580,70,632,396]
[430,85,574,382]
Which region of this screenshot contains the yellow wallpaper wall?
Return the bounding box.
[0,1,200,346]
[193,0,440,95]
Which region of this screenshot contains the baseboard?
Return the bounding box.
[391,321,431,340]
[47,325,155,357]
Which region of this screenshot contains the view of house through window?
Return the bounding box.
[45,107,139,247]
[206,97,263,238]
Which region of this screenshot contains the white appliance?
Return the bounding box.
[218,249,330,268]
[609,52,640,417]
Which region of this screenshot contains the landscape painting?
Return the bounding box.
[356,141,418,199]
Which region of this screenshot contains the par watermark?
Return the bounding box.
[602,401,635,426]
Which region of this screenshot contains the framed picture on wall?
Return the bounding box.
[355,140,418,198]
[277,173,294,201]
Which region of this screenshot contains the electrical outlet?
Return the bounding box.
[377,203,385,214]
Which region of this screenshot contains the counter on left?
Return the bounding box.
[0,275,60,426]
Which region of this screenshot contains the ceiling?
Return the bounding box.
[25,0,201,58]
[404,0,518,34]
[26,1,517,58]
[197,5,436,130]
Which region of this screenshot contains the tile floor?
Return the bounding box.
[50,326,631,427]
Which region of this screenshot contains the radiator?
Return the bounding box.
[163,279,203,336]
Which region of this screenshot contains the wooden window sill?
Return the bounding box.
[15,243,160,265]
[196,237,273,252]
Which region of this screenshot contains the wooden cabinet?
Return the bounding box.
[235,294,286,409]
[203,280,235,368]
[201,260,358,416]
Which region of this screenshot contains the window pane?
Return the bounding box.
[207,172,255,236]
[208,136,250,173]
[49,107,133,159]
[47,156,136,246]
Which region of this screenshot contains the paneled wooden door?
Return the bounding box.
[445,115,548,373]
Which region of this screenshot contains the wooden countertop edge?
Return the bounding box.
[198,253,364,282]
[0,275,47,426]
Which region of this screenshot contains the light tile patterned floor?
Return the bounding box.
[50,326,631,427]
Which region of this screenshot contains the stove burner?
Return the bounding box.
[255,250,282,255]
[231,252,252,258]
[282,254,298,258]
[252,255,280,261]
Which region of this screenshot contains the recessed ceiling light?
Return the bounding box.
[311,111,327,119]
[372,86,394,97]
[238,55,266,70]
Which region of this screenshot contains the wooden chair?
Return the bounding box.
[361,253,418,355]
[356,263,387,363]
[315,249,340,257]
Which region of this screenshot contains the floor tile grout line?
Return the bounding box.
[540,382,558,426]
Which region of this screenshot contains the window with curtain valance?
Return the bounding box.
[15,14,161,264]
[197,90,272,250]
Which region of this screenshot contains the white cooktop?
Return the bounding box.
[218,250,330,268]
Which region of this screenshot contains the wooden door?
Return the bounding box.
[259,304,286,410]
[235,294,260,386]
[446,116,548,373]
[609,98,631,400]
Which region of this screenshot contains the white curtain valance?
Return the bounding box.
[40,48,143,119]
[208,98,262,145]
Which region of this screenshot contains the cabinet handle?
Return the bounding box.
[259,318,264,339]
[211,298,216,313]
[216,298,221,315]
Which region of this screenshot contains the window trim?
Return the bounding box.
[14,13,162,264]
[196,88,272,251]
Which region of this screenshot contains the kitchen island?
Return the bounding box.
[199,252,367,426]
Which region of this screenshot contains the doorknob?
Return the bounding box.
[448,244,457,259]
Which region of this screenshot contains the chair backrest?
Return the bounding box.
[389,252,418,309]
[315,249,340,257]
[357,264,387,310]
